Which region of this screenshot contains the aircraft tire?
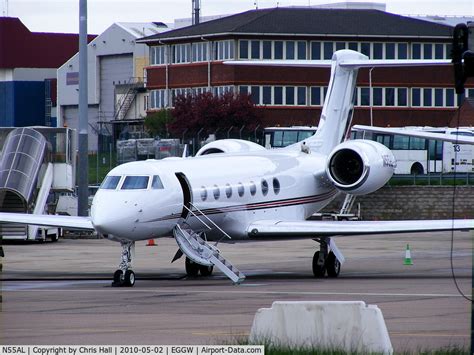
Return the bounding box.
[124,270,135,287]
[112,269,124,287]
[312,251,326,278]
[325,252,341,278]
[185,257,199,277]
[199,265,214,277]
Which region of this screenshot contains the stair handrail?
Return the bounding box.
[187,202,232,240]
[182,205,212,231]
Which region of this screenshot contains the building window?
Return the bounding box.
[397,43,408,59]
[412,43,421,59]
[262,86,272,105]
[192,42,208,62]
[297,87,307,105]
[348,42,358,51]
[397,88,408,106]
[250,86,260,105]
[323,42,333,59]
[297,41,306,59]
[446,88,455,107]
[285,87,295,105]
[423,43,433,59]
[215,40,234,60]
[373,43,383,59]
[385,88,395,106]
[149,89,167,109]
[172,43,191,64]
[386,43,395,59]
[310,87,321,106]
[263,40,272,59]
[275,41,283,59]
[423,88,432,107]
[150,45,167,65]
[361,42,370,57]
[335,42,345,51]
[435,44,444,59]
[239,40,249,59]
[251,40,260,59]
[434,88,443,107]
[274,86,283,105]
[412,88,421,107]
[311,41,321,60]
[286,41,295,59]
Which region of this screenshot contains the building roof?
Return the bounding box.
[137,7,453,43]
[0,17,96,69]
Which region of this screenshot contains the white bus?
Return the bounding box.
[264,126,318,148]
[352,126,474,174]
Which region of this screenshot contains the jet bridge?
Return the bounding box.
[0,127,77,241]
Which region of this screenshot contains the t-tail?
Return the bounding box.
[307,50,367,155]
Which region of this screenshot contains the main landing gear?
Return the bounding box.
[185,257,214,277]
[312,237,341,278]
[112,241,136,287]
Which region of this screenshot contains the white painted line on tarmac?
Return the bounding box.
[2,284,469,298]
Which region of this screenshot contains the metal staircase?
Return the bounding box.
[114,79,144,121]
[172,203,246,284]
[339,194,356,215]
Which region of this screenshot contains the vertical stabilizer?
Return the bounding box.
[308,50,367,155]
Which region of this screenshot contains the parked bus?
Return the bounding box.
[352,126,474,174]
[264,126,318,148]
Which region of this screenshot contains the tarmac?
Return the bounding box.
[1,230,472,352]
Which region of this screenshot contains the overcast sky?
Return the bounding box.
[2,0,473,34]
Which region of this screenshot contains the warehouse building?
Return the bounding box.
[0,17,94,127]
[138,7,474,129]
[57,22,170,151]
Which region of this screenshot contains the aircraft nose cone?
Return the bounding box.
[91,193,133,236]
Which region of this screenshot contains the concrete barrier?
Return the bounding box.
[249,301,393,354]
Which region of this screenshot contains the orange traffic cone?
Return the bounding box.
[146,239,156,246]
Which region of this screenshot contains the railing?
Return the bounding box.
[183,202,232,242]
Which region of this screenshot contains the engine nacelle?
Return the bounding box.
[196,139,266,156]
[326,139,396,195]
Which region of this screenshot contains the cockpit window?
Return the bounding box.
[121,176,149,190]
[152,175,164,189]
[100,176,121,190]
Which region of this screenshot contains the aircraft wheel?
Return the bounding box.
[185,257,199,277]
[312,251,326,278]
[124,270,135,287]
[199,265,214,277]
[112,269,124,287]
[325,252,341,278]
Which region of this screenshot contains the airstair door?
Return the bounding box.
[175,172,192,219]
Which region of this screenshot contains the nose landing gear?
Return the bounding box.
[112,241,136,287]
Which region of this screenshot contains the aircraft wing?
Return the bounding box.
[247,219,474,238]
[352,125,474,145]
[0,212,94,230]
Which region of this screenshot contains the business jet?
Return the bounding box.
[1,50,473,287]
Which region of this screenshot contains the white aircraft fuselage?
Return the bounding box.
[92,147,336,242]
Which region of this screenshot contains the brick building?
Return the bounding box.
[138,7,474,129]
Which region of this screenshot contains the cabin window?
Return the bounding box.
[121,176,149,190]
[152,175,164,189]
[213,185,220,200]
[201,186,207,201]
[261,179,269,196]
[273,178,280,195]
[237,183,244,197]
[100,175,121,190]
[225,184,232,198]
[249,181,256,196]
